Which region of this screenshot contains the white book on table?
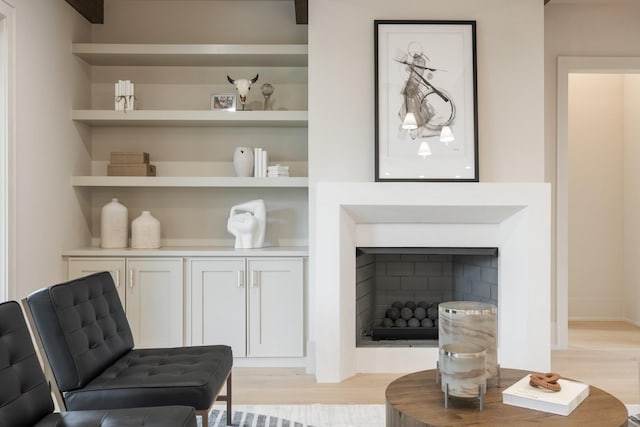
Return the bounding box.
[502,375,589,416]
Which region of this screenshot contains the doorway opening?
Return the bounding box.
[557,57,640,348]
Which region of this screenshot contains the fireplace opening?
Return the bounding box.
[356,247,498,348]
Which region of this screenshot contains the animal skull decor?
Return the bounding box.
[227,74,259,111]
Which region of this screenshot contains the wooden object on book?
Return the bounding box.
[502,374,589,416]
[107,164,156,176]
[385,368,627,427]
[110,152,150,164]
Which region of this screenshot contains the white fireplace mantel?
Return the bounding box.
[313,182,551,383]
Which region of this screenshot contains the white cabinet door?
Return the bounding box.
[188,258,246,357]
[67,258,126,308]
[247,258,303,357]
[126,258,183,349]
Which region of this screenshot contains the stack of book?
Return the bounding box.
[114,80,135,111]
[107,152,156,176]
[254,148,268,177]
[267,164,290,178]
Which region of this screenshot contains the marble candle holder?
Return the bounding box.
[439,301,498,380]
[439,342,486,410]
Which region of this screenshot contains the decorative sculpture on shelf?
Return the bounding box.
[260,83,274,111]
[227,74,259,111]
[227,199,266,249]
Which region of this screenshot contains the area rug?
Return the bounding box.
[205,404,385,427]
[628,404,640,426]
[206,404,640,426]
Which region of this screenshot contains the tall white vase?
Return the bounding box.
[233,146,254,177]
[131,211,161,249]
[101,198,128,248]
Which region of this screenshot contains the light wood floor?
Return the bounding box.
[233,321,640,405]
[552,321,640,405]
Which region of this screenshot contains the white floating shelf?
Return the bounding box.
[72,110,308,127]
[71,176,309,188]
[72,43,308,67]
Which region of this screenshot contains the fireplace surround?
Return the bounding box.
[313,182,551,382]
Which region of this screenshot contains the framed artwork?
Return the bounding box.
[211,94,237,111]
[374,20,478,182]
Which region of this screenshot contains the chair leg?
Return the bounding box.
[197,410,208,427]
[226,372,232,426]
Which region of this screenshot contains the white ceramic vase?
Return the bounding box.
[101,198,128,248]
[233,146,254,177]
[131,210,161,249]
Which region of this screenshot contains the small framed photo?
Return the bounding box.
[211,94,236,111]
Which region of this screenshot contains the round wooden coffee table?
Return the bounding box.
[385,368,628,426]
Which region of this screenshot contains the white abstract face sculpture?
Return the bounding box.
[227,74,259,109]
[227,199,266,249]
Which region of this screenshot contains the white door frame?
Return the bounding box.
[556,56,640,348]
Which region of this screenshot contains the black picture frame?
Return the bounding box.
[374,20,478,182]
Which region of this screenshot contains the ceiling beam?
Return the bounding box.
[65,0,104,24]
[294,0,308,25]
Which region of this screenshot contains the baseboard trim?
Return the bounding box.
[233,357,306,368]
[568,317,630,322]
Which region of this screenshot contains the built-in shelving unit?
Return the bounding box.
[67,4,309,367]
[71,40,308,248]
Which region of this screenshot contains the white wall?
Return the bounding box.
[10,0,91,299]
[567,74,624,319]
[92,0,306,44]
[309,0,545,184]
[624,75,640,325]
[545,2,640,186]
[545,2,640,335]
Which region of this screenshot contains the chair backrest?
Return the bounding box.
[26,271,134,392]
[0,301,54,427]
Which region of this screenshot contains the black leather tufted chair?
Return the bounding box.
[24,271,233,426]
[0,300,197,427]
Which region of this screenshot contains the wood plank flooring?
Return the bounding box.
[233,321,640,405]
[552,321,640,405]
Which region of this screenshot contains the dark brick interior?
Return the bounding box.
[356,248,498,346]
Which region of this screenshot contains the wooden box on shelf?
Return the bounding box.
[111,151,150,164]
[107,163,156,176]
[108,151,156,176]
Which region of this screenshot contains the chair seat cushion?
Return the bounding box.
[64,345,232,411]
[34,406,197,427]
